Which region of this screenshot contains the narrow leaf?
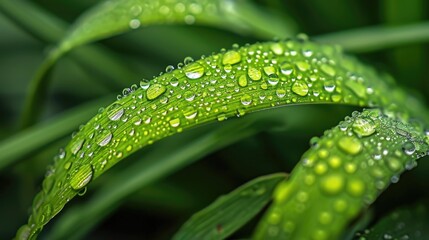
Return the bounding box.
[173,173,287,240]
[355,203,429,239]
[254,108,429,239]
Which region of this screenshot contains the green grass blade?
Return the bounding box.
[0,96,113,170]
[173,173,287,240]
[355,202,429,239]
[254,108,429,239]
[16,38,428,239]
[315,21,429,52]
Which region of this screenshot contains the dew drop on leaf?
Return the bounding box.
[402,141,416,155]
[107,103,124,121]
[352,118,376,137]
[280,62,294,76]
[319,174,344,195]
[291,81,309,96]
[237,74,248,87]
[248,67,262,81]
[146,84,166,100]
[338,136,362,155]
[70,164,93,191]
[184,62,205,79]
[222,50,241,65]
[70,138,84,155]
[96,130,112,147]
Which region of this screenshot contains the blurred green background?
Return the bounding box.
[0,0,428,239]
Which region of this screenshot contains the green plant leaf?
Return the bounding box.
[254,108,429,239]
[355,202,429,239]
[173,173,287,240]
[19,0,296,128]
[16,38,429,239]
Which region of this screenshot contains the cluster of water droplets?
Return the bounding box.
[124,0,220,30]
[260,109,429,240]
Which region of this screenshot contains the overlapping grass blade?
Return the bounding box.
[254,108,429,239]
[355,202,429,239]
[173,173,287,240]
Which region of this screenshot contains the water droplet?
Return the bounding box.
[170,77,179,87]
[291,81,309,96]
[169,118,181,128]
[267,74,279,86]
[347,179,365,197]
[402,142,415,155]
[320,174,344,195]
[140,79,150,89]
[295,61,310,71]
[70,139,84,155]
[276,89,286,98]
[107,103,124,121]
[323,80,336,93]
[70,164,93,191]
[280,62,294,75]
[320,64,336,76]
[352,118,376,137]
[222,50,241,65]
[338,136,362,155]
[248,67,262,81]
[184,56,194,65]
[182,106,198,120]
[184,62,205,79]
[96,130,112,147]
[270,43,284,55]
[240,94,252,106]
[129,19,141,29]
[146,84,166,100]
[319,212,333,225]
[238,74,248,87]
[165,65,174,73]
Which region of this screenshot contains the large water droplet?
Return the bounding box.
[96,130,112,147]
[280,62,294,75]
[107,103,124,121]
[70,164,93,191]
[320,174,344,195]
[146,84,166,100]
[346,179,365,197]
[352,118,376,137]
[222,50,241,65]
[238,74,248,87]
[184,62,205,79]
[240,94,252,106]
[320,64,336,76]
[291,81,309,96]
[182,106,198,120]
[248,67,262,81]
[295,61,310,71]
[70,139,84,155]
[338,136,362,155]
[402,142,415,155]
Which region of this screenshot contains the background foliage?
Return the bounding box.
[0,0,428,239]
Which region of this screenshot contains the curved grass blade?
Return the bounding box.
[16,38,428,239]
[315,21,429,53]
[46,105,318,240]
[173,173,287,240]
[254,108,429,239]
[354,202,429,239]
[20,0,296,128]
